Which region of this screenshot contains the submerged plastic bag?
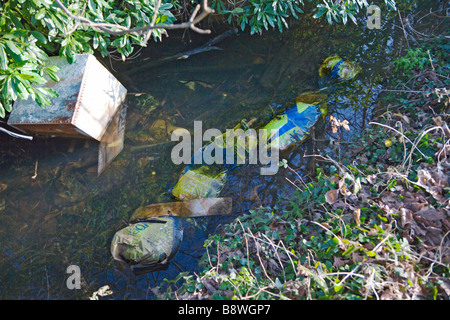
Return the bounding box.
[110,216,183,273]
[172,166,227,200]
[170,56,360,200]
[319,55,361,86]
[261,91,326,151]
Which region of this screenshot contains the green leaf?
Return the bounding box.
[0,103,5,118]
[348,12,357,25]
[5,40,21,56]
[326,11,332,24]
[12,77,29,100]
[33,88,51,107]
[45,68,59,82]
[367,251,376,257]
[3,99,11,112]
[30,31,47,44]
[4,77,17,101]
[92,33,99,49]
[36,87,59,98]
[334,282,343,293]
[313,9,326,19]
[10,14,24,29]
[0,45,8,70]
[35,8,46,20]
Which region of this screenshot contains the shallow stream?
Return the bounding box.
[0,1,443,299]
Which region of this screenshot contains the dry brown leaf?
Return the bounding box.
[325,189,339,205]
[340,120,350,131]
[433,116,444,126]
[333,256,347,268]
[353,208,361,226]
[339,183,352,197]
[415,209,446,222]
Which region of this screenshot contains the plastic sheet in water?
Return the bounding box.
[319,55,361,85]
[170,56,360,200]
[172,166,227,200]
[261,92,325,151]
[130,197,232,219]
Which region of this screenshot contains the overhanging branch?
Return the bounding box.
[54,0,214,38]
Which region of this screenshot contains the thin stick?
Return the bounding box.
[427,50,435,72]
[368,121,428,160]
[398,10,410,47]
[143,0,162,43]
[32,160,38,179]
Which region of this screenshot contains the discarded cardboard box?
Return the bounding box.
[97,103,127,175]
[8,54,127,140]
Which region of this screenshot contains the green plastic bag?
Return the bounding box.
[319,55,361,85]
[172,165,226,200]
[110,217,183,273]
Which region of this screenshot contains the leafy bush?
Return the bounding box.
[211,0,397,34]
[211,0,304,34]
[0,0,176,118]
[393,47,429,73]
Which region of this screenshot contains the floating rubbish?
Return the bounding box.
[172,166,227,201]
[8,54,127,140]
[89,285,113,300]
[130,197,233,220]
[261,91,326,151]
[110,217,183,274]
[318,55,361,86]
[110,55,360,274]
[7,54,128,175]
[171,55,360,200]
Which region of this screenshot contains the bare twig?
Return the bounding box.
[62,3,86,36]
[54,0,214,39]
[368,121,428,160]
[32,160,38,179]
[144,0,163,43]
[398,10,410,47]
[427,50,435,72]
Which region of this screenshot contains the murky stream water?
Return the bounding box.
[0,1,444,299]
